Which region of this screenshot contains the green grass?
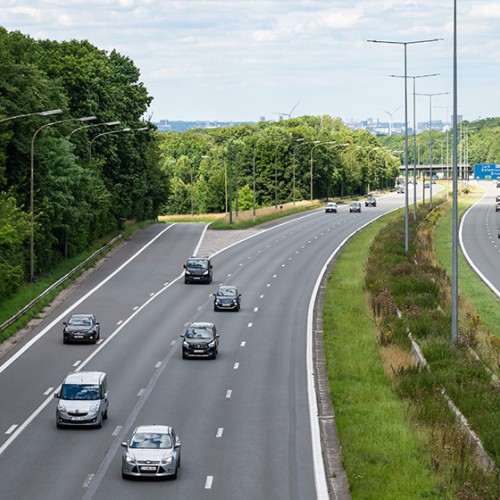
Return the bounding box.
[434,197,500,340]
[323,210,440,499]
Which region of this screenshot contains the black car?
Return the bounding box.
[181,322,219,359]
[63,314,100,344]
[349,202,361,213]
[496,202,500,212]
[365,197,377,207]
[183,256,212,284]
[213,285,241,311]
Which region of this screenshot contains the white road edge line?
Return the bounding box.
[0,224,177,376]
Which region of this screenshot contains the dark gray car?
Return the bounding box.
[63,313,100,344]
[181,322,219,359]
[121,425,181,479]
[349,202,362,213]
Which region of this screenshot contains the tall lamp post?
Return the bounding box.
[89,127,131,164]
[415,92,450,209]
[30,115,97,283]
[273,138,289,209]
[309,141,348,201]
[368,37,442,253]
[390,73,439,220]
[0,108,63,124]
[68,120,120,138]
[451,0,459,342]
[252,135,267,217]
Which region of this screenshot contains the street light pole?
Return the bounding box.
[390,73,439,220]
[368,37,442,253]
[68,120,120,138]
[89,127,131,165]
[30,115,97,283]
[415,92,450,209]
[0,108,63,124]
[451,0,459,342]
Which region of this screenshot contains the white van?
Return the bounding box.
[55,371,109,428]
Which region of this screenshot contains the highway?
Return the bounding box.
[0,195,406,500]
[461,180,500,295]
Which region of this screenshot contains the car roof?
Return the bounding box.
[188,321,215,328]
[69,313,94,318]
[133,424,173,434]
[63,371,105,385]
[217,285,237,290]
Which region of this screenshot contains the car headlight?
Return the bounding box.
[125,453,136,464]
[183,340,190,347]
[89,403,99,413]
[57,404,66,412]
[185,270,191,275]
[202,270,208,275]
[161,456,174,465]
[208,340,216,348]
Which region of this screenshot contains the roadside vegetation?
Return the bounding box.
[324,194,499,498]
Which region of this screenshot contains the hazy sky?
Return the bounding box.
[2,1,499,124]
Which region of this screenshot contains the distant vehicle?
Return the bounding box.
[397,187,405,194]
[183,256,212,284]
[349,202,361,213]
[325,202,337,213]
[496,182,500,188]
[63,313,100,344]
[181,322,219,359]
[213,285,241,311]
[424,182,430,188]
[496,202,500,212]
[496,195,500,202]
[55,371,109,428]
[121,425,181,479]
[365,197,377,207]
[498,228,500,238]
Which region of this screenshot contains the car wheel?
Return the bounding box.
[63,337,68,344]
[182,351,188,360]
[211,351,217,360]
[122,472,128,480]
[236,304,240,312]
[56,422,63,429]
[96,415,103,429]
[103,407,108,420]
[214,304,218,312]
[172,466,178,480]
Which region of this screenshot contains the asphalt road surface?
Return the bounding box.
[0,193,411,500]
[460,180,500,296]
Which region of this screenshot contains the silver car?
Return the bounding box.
[121,425,181,479]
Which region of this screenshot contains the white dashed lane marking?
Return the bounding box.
[226,390,232,398]
[5,425,17,435]
[216,428,224,438]
[205,476,214,489]
[43,387,54,396]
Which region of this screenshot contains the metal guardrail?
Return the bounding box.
[0,233,123,332]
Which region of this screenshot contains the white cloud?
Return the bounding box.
[0,0,499,122]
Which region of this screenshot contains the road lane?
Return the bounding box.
[0,194,407,499]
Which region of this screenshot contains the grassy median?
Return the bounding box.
[322,209,440,498]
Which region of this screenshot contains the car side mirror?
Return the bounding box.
[62,322,67,326]
[121,441,128,448]
[175,440,181,449]
[54,392,60,399]
[215,334,220,338]
[180,334,184,338]
[183,264,187,269]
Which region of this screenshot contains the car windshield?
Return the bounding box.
[185,326,213,339]
[217,288,236,297]
[187,259,207,269]
[129,432,172,449]
[60,384,100,400]
[68,316,92,326]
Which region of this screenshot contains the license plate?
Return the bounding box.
[194,350,205,353]
[74,335,84,339]
[71,416,85,421]
[140,466,156,472]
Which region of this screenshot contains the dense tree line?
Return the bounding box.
[158,116,401,215]
[0,27,166,300]
[379,117,500,171]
